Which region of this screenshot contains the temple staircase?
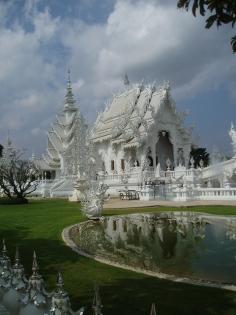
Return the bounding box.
[50,176,76,197]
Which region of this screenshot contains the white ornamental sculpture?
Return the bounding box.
[73,144,109,219]
[150,303,157,315]
[229,122,236,157]
[2,248,28,315]
[92,285,103,315]
[20,251,50,315]
[50,272,84,315]
[81,183,109,220]
[0,240,11,301]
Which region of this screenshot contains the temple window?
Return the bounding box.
[111,160,115,171]
[147,156,153,167]
[121,159,125,171]
[134,160,140,167]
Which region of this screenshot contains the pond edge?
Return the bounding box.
[62,219,236,293]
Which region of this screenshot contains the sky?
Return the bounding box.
[0,0,235,158]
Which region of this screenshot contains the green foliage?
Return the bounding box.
[190,147,210,167]
[0,199,236,314]
[177,0,236,52]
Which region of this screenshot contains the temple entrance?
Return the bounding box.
[146,147,153,167]
[156,131,174,170]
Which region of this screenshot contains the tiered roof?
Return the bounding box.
[90,81,190,148]
[42,71,82,169]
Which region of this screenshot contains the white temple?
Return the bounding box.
[32,74,236,201]
[89,80,192,195]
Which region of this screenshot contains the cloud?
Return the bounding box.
[62,0,235,120]
[0,0,235,155]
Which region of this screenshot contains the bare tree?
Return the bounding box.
[0,144,39,203]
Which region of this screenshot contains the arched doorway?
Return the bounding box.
[156,131,174,170]
[146,147,153,167]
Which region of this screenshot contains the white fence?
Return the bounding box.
[139,186,236,201]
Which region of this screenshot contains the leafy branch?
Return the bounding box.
[177,0,236,52]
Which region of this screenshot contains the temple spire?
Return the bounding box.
[64,69,76,110]
[67,69,71,88]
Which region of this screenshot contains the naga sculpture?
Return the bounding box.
[80,183,109,220]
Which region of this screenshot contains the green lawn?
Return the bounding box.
[0,199,236,315]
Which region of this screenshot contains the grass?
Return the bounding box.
[0,199,236,314]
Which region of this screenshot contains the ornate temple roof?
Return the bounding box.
[90,81,190,147]
[41,71,85,170]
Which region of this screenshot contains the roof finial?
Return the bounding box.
[124,73,130,86]
[6,130,11,146]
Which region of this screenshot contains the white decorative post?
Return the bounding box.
[150,303,157,315]
[190,156,195,169]
[0,240,11,301]
[2,248,28,314]
[229,122,236,157]
[20,251,50,315]
[92,286,103,315]
[50,272,85,315]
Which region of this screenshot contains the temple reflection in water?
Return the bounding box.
[71,212,236,284]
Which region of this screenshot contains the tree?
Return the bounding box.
[177,0,236,52]
[0,143,39,203]
[0,144,3,157]
[190,147,210,167]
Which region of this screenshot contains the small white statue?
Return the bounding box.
[190,156,195,169]
[155,163,161,178]
[166,158,171,170]
[229,122,236,157]
[199,159,204,168]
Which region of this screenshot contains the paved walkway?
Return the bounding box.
[104,198,236,209]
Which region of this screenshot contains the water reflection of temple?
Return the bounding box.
[102,213,207,261]
[226,220,236,240]
[72,213,236,284]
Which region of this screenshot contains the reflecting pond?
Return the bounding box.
[70,212,236,284]
[0,304,9,315]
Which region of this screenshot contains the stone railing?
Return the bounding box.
[160,169,198,179]
[196,188,236,200]
[139,185,236,201]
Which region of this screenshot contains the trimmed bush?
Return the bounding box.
[0,197,28,205]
